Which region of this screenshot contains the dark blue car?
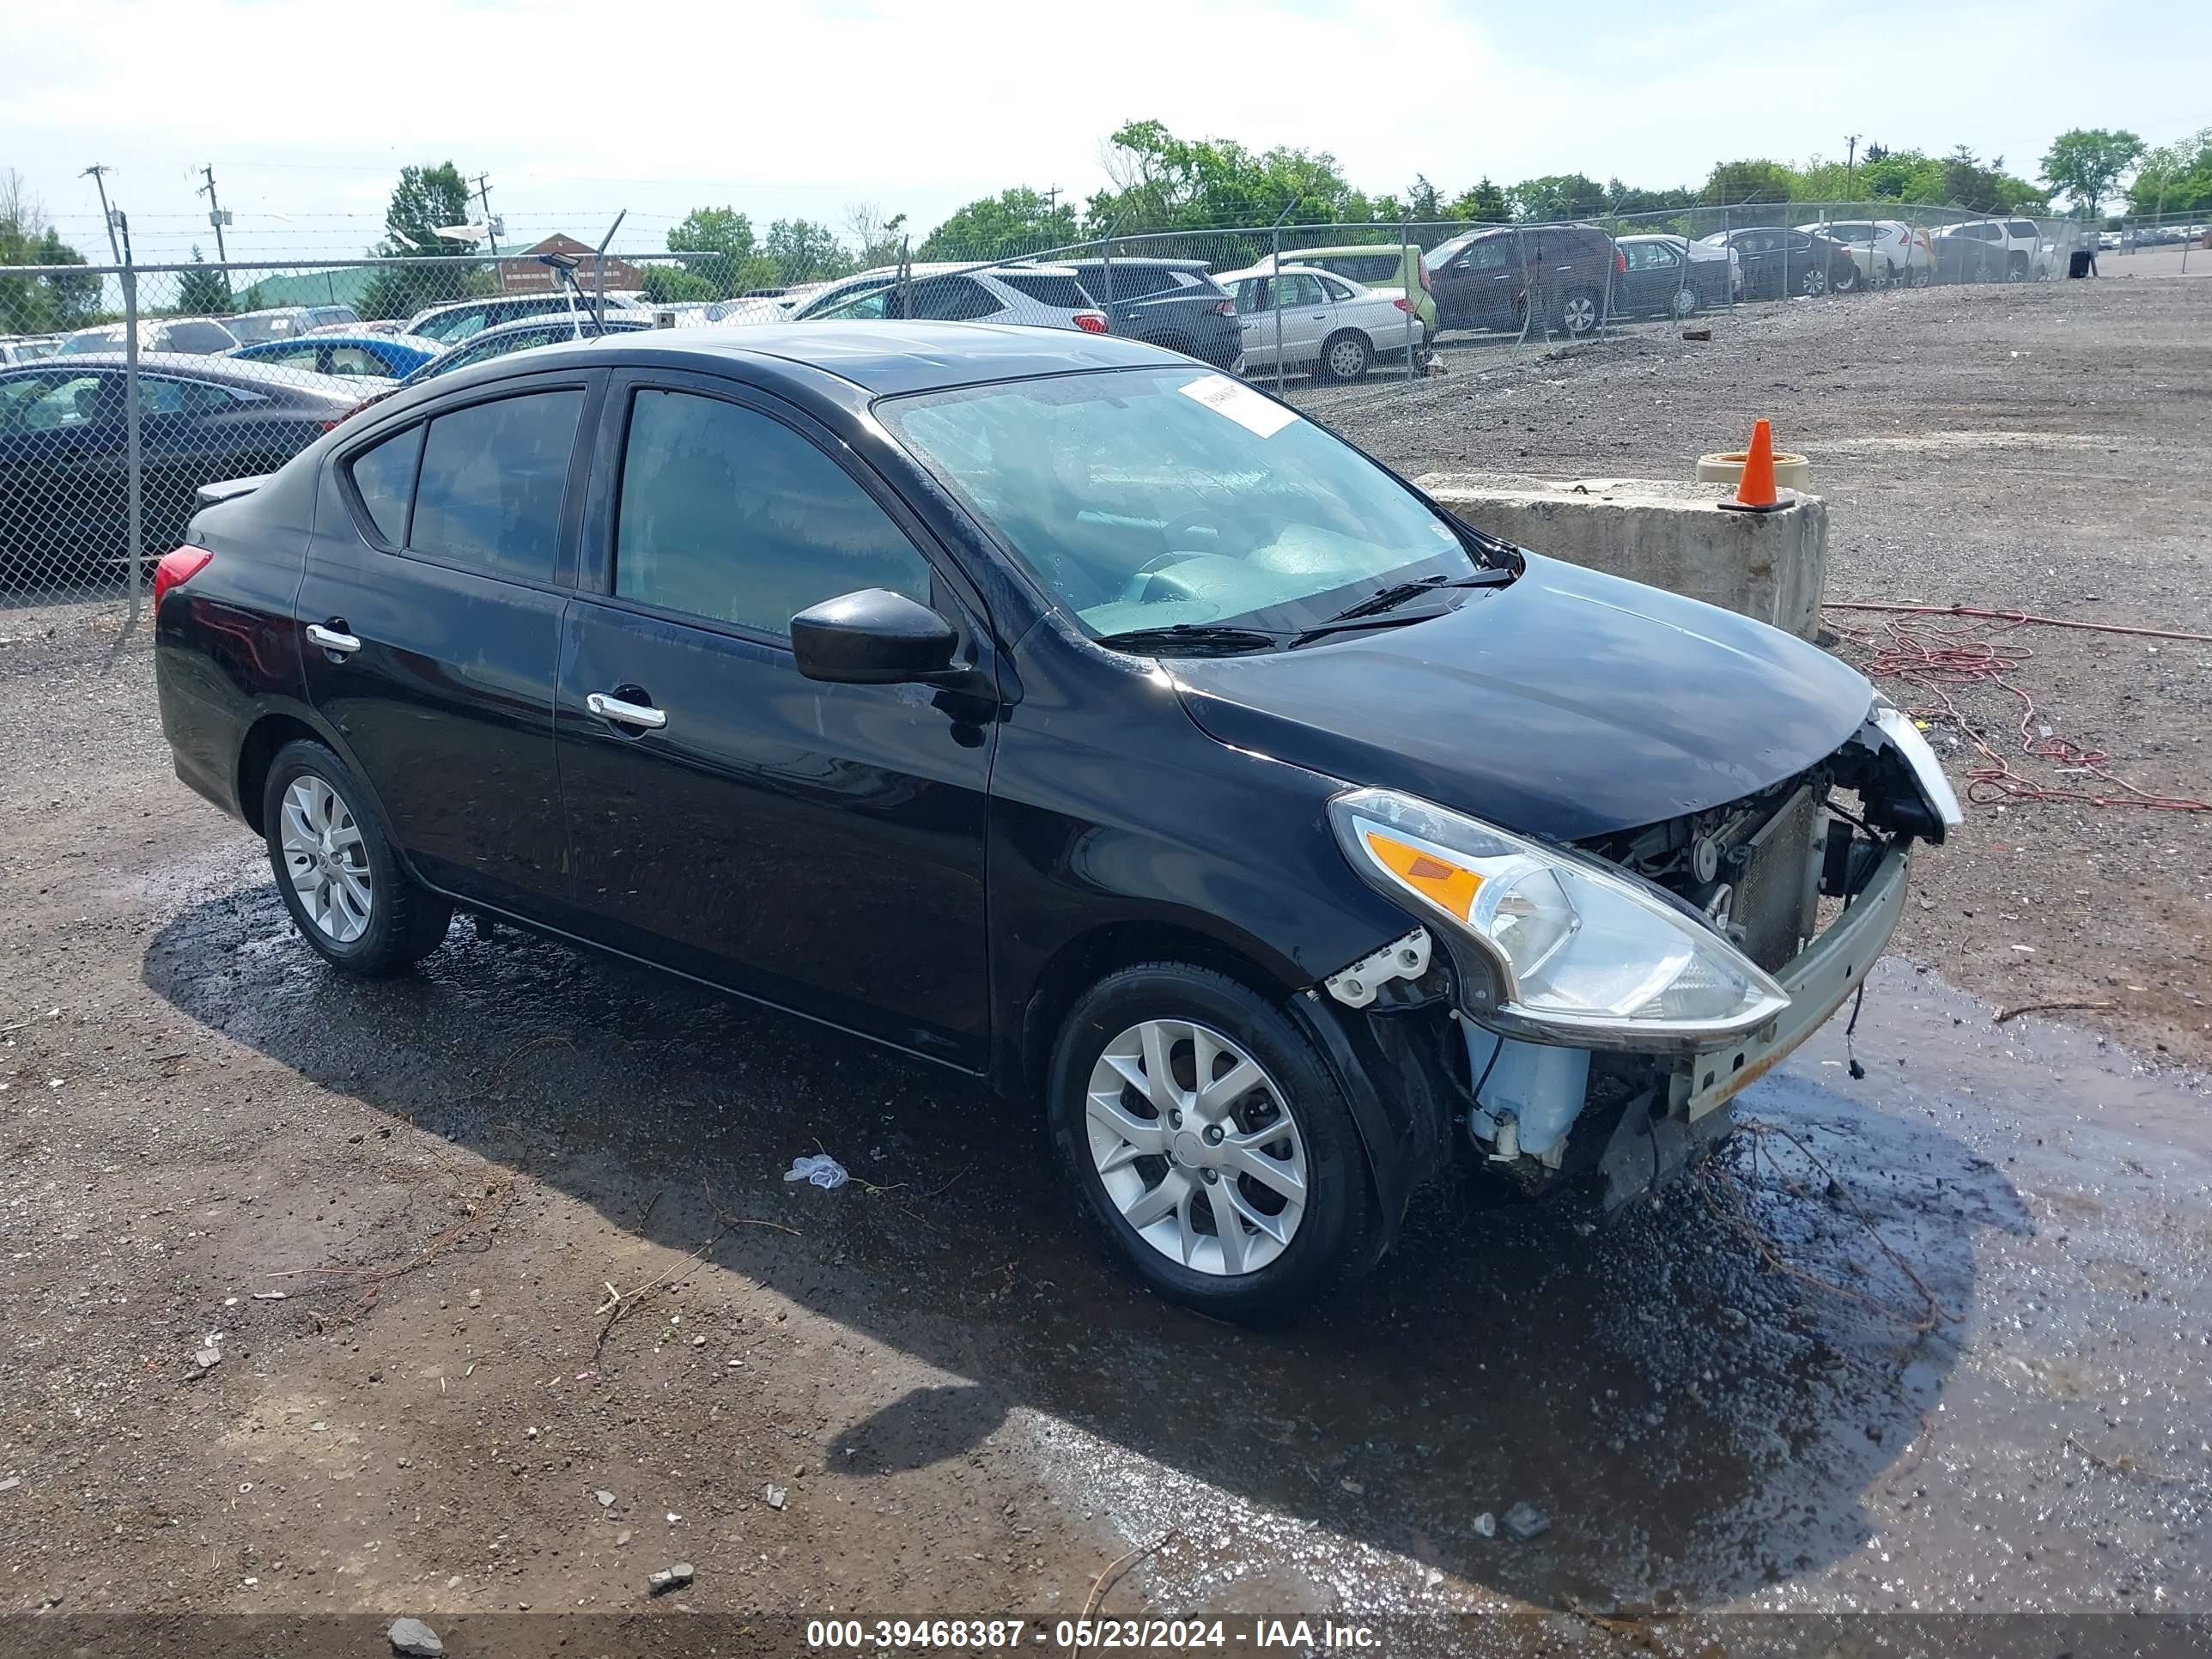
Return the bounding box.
[229,334,443,380]
[149,324,1956,1319]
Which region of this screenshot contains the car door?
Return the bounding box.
[555,372,996,1066]
[1267,272,1332,364]
[1453,235,1523,328]
[296,372,594,913]
[1618,242,1668,313]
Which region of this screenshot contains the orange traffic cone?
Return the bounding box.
[1718,418,1788,513]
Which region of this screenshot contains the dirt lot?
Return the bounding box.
[3,270,2210,1653]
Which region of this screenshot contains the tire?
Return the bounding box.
[1830,259,1860,294]
[1046,962,1381,1322]
[1558,288,1601,335]
[1670,285,1698,320]
[2007,252,2030,283]
[1316,329,1371,385]
[261,739,452,975]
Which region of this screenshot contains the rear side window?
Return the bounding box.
[998,272,1092,309]
[348,425,422,544]
[1109,266,1178,300]
[409,391,583,581]
[907,277,1003,322]
[613,389,932,636]
[2008,220,2040,239]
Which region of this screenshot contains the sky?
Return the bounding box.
[3,0,2206,270]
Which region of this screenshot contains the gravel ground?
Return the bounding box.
[2,270,2209,1650]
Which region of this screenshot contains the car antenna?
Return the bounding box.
[592,210,626,329]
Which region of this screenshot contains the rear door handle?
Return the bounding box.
[305,622,360,656]
[586,690,666,730]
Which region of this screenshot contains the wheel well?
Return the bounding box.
[234,713,323,836]
[1016,921,1297,1099]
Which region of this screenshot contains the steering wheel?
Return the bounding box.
[1118,510,1228,603]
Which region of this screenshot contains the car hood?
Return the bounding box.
[1166,555,1873,842]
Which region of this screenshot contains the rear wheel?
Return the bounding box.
[1670,284,1699,320]
[1798,263,1829,298]
[1316,329,1372,384]
[1047,963,1379,1322]
[262,739,451,975]
[2007,252,2031,282]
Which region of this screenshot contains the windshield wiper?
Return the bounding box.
[1092,623,1285,656]
[1316,569,1515,628]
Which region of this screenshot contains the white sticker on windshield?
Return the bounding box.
[1178,374,1299,438]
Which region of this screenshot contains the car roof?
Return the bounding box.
[1276,245,1409,258]
[416,321,1178,400]
[1058,255,1212,270]
[3,351,362,399]
[238,332,440,352]
[1213,262,1344,283]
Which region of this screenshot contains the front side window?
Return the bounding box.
[409,391,583,581]
[879,367,1487,644]
[614,389,932,636]
[326,346,386,377]
[1456,238,1516,272]
[416,307,487,344]
[0,372,106,433]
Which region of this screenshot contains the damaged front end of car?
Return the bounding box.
[1315,695,1960,1209]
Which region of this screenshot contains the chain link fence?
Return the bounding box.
[1,204,2105,625]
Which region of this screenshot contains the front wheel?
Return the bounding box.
[1316,329,1372,384]
[1671,285,1699,320]
[1830,260,1860,294]
[1047,963,1380,1321]
[262,739,452,975]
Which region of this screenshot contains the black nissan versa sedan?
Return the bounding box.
[152,323,1960,1320]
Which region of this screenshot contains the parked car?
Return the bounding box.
[1054,258,1243,368]
[1797,220,1930,287]
[59,317,242,356]
[365,315,656,411]
[806,265,1109,333]
[1613,235,1734,318]
[0,355,356,575]
[2098,230,2120,250]
[226,306,362,346]
[404,291,648,345]
[1931,219,2053,282]
[149,323,1955,1318]
[1267,244,1437,334]
[0,335,63,366]
[1698,228,1861,299]
[1216,264,1426,381]
[1423,223,1623,336]
[230,333,443,380]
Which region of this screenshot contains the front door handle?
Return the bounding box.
[586,690,667,731]
[305,622,360,656]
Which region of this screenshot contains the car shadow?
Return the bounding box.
[143,887,2027,1612]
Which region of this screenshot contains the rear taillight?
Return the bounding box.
[154,545,212,611]
[1212,299,1236,316]
[1617,250,1628,273]
[1073,312,1110,334]
[1392,297,1411,312]
[1418,262,1432,291]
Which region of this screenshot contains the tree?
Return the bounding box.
[2128,129,2212,216]
[1444,178,1512,224]
[638,265,719,305]
[1086,118,1362,231]
[2040,128,2145,215]
[0,169,102,334]
[666,206,762,295]
[358,162,483,320]
[1936,147,2046,213]
[917,187,1079,261]
[1510,173,1607,222]
[1702,160,1797,206]
[769,221,854,285]
[174,245,233,315]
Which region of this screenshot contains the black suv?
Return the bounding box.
[1060,258,1243,368]
[1425,223,1625,337]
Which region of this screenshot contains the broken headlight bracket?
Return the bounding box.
[1322,927,1433,1009]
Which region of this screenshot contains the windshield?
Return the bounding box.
[60,328,126,355]
[878,366,1493,642]
[226,313,295,345]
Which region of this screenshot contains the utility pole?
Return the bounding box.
[472,173,500,258]
[1844,134,1861,185]
[81,164,121,263]
[1042,184,1062,213]
[198,164,230,264]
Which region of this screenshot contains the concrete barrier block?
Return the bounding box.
[1416,472,1828,640]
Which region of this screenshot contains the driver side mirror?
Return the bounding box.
[791,587,960,685]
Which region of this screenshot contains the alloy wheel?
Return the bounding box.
[1561,295,1598,334]
[280,775,373,944]
[1084,1018,1309,1277]
[1801,265,1828,297]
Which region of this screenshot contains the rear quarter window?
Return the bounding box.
[997,272,1093,309]
[346,425,423,545]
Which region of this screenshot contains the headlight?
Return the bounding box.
[1328,787,1790,1047]
[1870,697,1964,828]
